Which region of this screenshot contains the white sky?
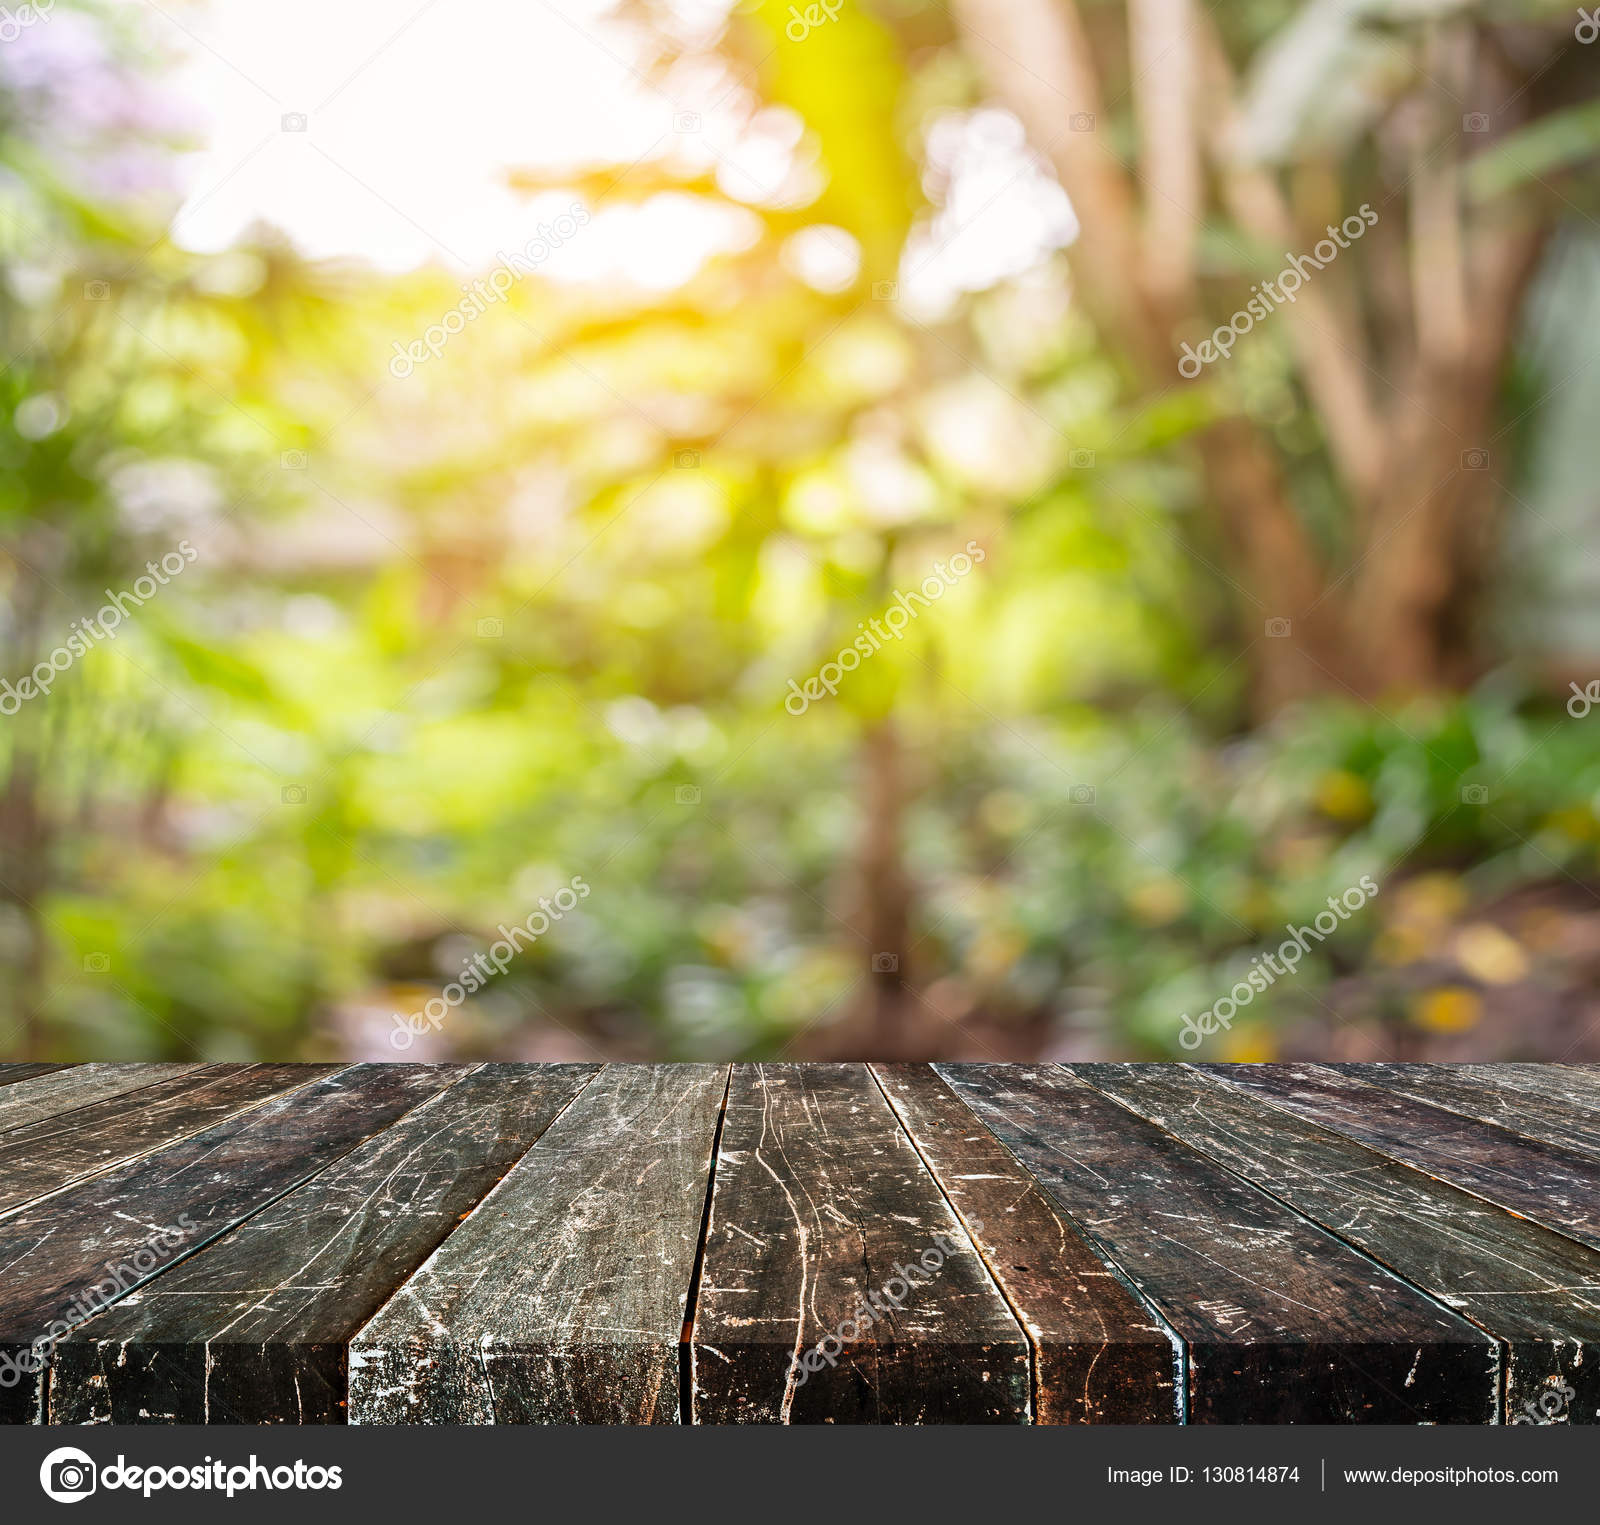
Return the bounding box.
[141,0,1074,302]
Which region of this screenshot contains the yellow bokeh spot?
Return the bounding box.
[1374,925,1429,966]
[1453,923,1529,986]
[1314,769,1372,823]
[1392,872,1467,929]
[1127,877,1187,927]
[1411,986,1483,1033]
[1220,1031,1279,1062]
[968,927,1025,980]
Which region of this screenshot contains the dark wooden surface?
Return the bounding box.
[5,1062,1600,1424]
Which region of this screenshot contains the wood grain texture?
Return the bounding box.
[1205,1063,1600,1254]
[1333,1062,1600,1161]
[1077,1062,1600,1425]
[0,1064,330,1216]
[0,1065,456,1424]
[348,1064,726,1425]
[938,1064,1496,1423]
[0,1065,70,1089]
[47,1064,598,1425]
[692,1064,1029,1424]
[871,1062,1177,1423]
[0,1063,205,1138]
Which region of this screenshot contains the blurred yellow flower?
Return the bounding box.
[1220,1031,1278,1062]
[968,927,1025,979]
[1313,769,1372,822]
[1374,924,1429,966]
[1544,807,1597,842]
[1452,923,1529,986]
[1392,873,1468,928]
[1411,986,1483,1032]
[1127,877,1187,927]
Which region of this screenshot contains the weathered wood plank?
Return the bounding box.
[0,1064,330,1217]
[0,1065,70,1089]
[0,1065,458,1424]
[1334,1063,1600,1160]
[348,1064,726,1425]
[0,1063,206,1138]
[937,1064,1496,1423]
[1077,1062,1600,1425]
[871,1062,1177,1423]
[48,1064,599,1424]
[1463,1065,1600,1110]
[692,1064,1029,1424]
[1205,1063,1600,1254]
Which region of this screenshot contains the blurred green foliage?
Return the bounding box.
[2,0,1599,1062]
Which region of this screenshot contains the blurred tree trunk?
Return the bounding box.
[855,717,913,1054]
[951,0,1566,713]
[0,564,53,1059]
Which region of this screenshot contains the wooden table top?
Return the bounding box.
[2,1060,1598,1426]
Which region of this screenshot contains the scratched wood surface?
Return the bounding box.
[1077,1063,1600,1424]
[1205,1062,1600,1253]
[939,1064,1496,1422]
[0,1062,205,1137]
[348,1063,725,1424]
[872,1063,1177,1423]
[8,1062,1600,1424]
[48,1064,597,1424]
[692,1064,1029,1423]
[1330,1062,1600,1161]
